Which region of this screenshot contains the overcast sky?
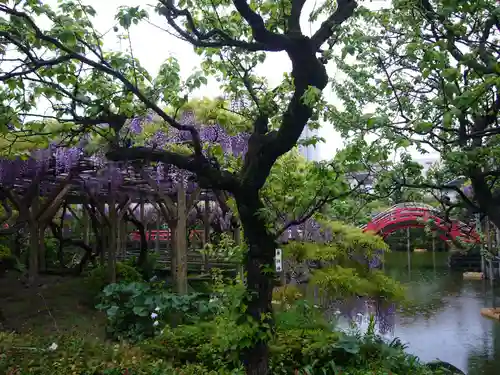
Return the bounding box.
[42,0,437,163]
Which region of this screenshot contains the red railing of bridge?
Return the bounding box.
[362,203,480,244]
[129,229,204,242]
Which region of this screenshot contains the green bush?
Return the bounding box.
[96,282,219,342]
[0,332,238,375]
[84,262,143,300]
[139,298,438,375]
[44,237,59,267]
[122,251,159,281]
[0,244,15,275]
[0,301,442,375]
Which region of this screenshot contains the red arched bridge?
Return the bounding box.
[361,202,480,244]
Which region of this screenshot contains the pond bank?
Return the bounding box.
[316,252,500,375]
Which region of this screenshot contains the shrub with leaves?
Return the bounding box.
[200,232,246,263]
[122,252,159,281]
[0,244,14,275]
[283,220,405,302]
[139,299,435,375]
[85,262,143,300]
[96,282,219,341]
[0,331,239,375]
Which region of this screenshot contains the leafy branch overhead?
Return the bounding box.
[0,0,357,193]
[330,0,500,227]
[0,2,360,373]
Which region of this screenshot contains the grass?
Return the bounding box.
[0,271,105,338]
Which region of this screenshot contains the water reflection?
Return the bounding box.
[311,253,500,375]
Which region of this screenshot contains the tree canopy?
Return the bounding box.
[330,0,499,227]
[0,1,368,373]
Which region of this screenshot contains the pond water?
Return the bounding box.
[319,252,500,375]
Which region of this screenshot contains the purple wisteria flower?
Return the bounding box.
[130,117,143,134]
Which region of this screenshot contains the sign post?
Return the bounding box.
[275,248,285,285]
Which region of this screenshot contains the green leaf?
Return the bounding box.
[132,306,148,317]
[414,121,433,133]
[106,306,119,317]
[442,68,459,82]
[442,111,453,128]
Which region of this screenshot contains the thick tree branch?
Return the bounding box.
[311,0,357,51]
[157,1,283,51]
[106,146,240,192]
[231,0,288,49]
[240,0,355,192]
[288,0,306,34]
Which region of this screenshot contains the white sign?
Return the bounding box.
[275,248,283,272]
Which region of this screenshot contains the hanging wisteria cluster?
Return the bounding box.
[0,144,77,187]
[55,145,83,174]
[0,110,250,237]
[128,110,250,159]
[119,110,252,194]
[323,297,396,335]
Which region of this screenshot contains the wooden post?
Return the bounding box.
[117,216,123,260]
[155,208,160,252]
[139,198,145,253]
[28,194,40,281]
[38,225,46,272]
[122,218,128,258]
[432,235,436,271]
[406,227,411,274]
[140,199,145,221]
[99,201,107,264]
[83,208,90,246]
[486,219,494,283]
[108,196,117,283]
[170,220,177,282]
[477,214,485,275]
[203,193,210,270]
[496,226,500,279]
[176,179,188,295]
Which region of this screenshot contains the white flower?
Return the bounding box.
[209,297,218,303]
[153,320,159,327]
[334,310,341,315]
[48,343,58,351]
[154,307,160,312]
[151,312,158,319]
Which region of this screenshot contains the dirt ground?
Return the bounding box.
[0,271,105,338]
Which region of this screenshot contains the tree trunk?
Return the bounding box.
[108,200,117,283]
[126,213,148,267]
[236,192,276,375]
[38,225,46,272]
[470,172,500,230]
[176,179,188,295]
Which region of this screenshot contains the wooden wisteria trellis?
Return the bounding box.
[0,119,248,294]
